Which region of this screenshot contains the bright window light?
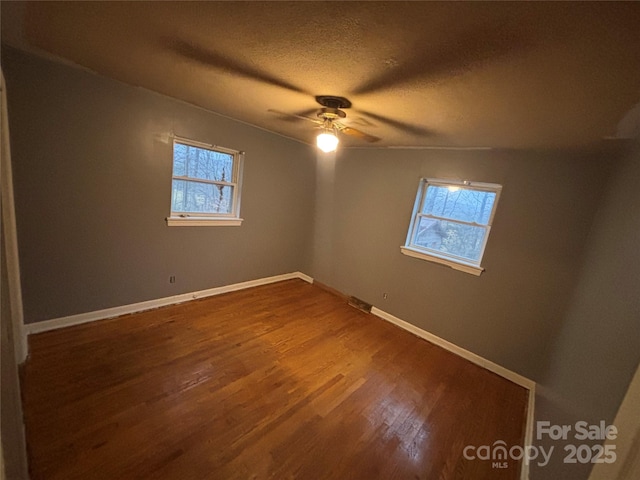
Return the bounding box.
[167,138,244,226]
[401,178,502,275]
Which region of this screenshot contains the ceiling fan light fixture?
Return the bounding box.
[317,131,339,153]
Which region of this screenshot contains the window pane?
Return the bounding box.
[422,185,496,225]
[413,217,487,262]
[171,179,233,214]
[173,143,186,176]
[173,143,234,182]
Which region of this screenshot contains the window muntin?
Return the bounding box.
[169,139,243,221]
[404,178,501,271]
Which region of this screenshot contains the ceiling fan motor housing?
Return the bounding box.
[316,95,352,109]
[316,95,351,122]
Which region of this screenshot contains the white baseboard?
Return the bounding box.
[23,271,313,336]
[370,306,535,480]
[522,386,536,480]
[371,306,535,390]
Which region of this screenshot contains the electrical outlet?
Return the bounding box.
[169,275,176,284]
[383,292,388,300]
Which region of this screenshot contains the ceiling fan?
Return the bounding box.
[270,95,381,152]
[167,31,519,150]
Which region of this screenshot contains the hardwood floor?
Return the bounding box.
[22,279,528,479]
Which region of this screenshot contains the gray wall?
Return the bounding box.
[310,146,612,381]
[2,47,315,324]
[532,144,640,479]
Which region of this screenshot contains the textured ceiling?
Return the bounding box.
[3,1,640,149]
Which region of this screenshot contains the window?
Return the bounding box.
[401,178,501,275]
[166,138,244,226]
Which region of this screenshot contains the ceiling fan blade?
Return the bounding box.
[359,110,436,137]
[268,109,322,125]
[335,123,381,143]
[166,39,309,95]
[294,108,320,118]
[387,145,492,151]
[352,25,528,95]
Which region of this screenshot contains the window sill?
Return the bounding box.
[400,246,484,276]
[166,216,243,227]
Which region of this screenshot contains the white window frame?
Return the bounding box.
[166,137,244,227]
[401,178,502,276]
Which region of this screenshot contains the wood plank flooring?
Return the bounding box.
[22,279,528,479]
